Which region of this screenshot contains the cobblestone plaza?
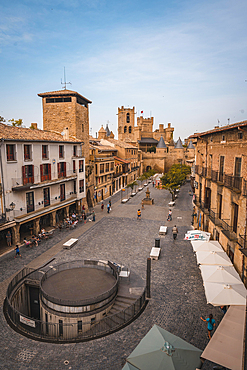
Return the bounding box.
[0,183,229,369]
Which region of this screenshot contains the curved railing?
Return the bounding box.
[4,263,147,343]
[40,260,119,307]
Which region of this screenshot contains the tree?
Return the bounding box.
[126,181,138,191]
[161,164,191,201]
[8,118,23,127]
[147,146,156,153]
[0,116,5,123]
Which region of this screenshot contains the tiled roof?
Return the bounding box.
[37,89,92,103]
[190,120,247,138]
[0,123,81,143]
[113,156,130,164]
[104,138,137,149]
[138,137,158,144]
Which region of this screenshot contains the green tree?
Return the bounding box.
[0,116,6,123]
[161,164,191,200]
[126,181,138,191]
[147,146,156,153]
[8,118,23,127]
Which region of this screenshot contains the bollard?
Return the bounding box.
[155,238,160,248]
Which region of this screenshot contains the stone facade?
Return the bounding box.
[191,120,247,284]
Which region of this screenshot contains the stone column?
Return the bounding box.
[33,218,40,235]
[65,206,70,218]
[12,223,20,245]
[50,211,56,227]
[76,200,81,214]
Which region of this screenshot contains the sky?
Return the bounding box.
[0,0,247,140]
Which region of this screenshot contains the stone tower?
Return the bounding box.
[38,89,92,162]
[118,106,135,142]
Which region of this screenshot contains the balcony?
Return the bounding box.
[211,170,218,182]
[224,174,242,192]
[195,165,202,176]
[218,219,238,242]
[193,195,210,214]
[12,170,77,191]
[243,180,247,197]
[208,209,221,226]
[238,235,247,249]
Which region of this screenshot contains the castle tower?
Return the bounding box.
[38,89,92,162]
[156,136,167,155]
[118,106,135,142]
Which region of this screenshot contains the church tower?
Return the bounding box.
[38,89,92,162]
[117,106,135,142]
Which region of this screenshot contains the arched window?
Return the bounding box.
[124,126,127,133]
[129,126,132,133]
[126,113,130,123]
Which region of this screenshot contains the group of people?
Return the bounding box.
[101,200,111,214]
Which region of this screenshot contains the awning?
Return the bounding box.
[201,305,246,370]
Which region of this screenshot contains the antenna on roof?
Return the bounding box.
[61,67,71,90]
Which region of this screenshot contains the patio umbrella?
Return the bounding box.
[124,324,202,370]
[122,363,139,370]
[204,281,247,306]
[199,265,242,284]
[184,230,210,241]
[196,251,232,266]
[191,240,223,253]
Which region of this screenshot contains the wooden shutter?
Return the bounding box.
[40,164,44,182]
[64,162,66,177]
[22,166,27,185]
[48,163,51,180]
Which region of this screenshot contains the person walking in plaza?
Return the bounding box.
[101,202,104,211]
[14,245,22,258]
[109,199,111,207]
[83,212,87,224]
[167,209,172,221]
[6,230,12,247]
[172,225,178,240]
[137,209,141,220]
[201,314,216,339]
[107,202,110,213]
[142,200,144,209]
[92,210,95,222]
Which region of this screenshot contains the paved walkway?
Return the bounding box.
[0,183,228,369]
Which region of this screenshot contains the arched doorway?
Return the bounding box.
[146,166,151,172]
[86,188,93,209]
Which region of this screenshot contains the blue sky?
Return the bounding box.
[1,0,247,140]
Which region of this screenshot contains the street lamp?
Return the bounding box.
[9,202,15,211]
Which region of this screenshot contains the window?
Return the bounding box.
[22,165,34,185]
[218,194,222,219]
[42,145,48,159]
[79,179,84,193]
[219,156,224,182]
[60,184,65,201]
[82,124,84,132]
[43,188,50,207]
[59,145,64,159]
[73,160,76,173]
[95,163,98,175]
[40,164,51,182]
[234,157,241,177]
[26,191,34,213]
[6,144,16,161]
[100,164,104,174]
[59,319,63,336]
[58,162,66,178]
[105,163,109,172]
[46,97,71,103]
[24,145,32,160]
[126,113,130,123]
[79,160,84,173]
[129,126,132,133]
[232,203,238,233]
[111,162,114,171]
[238,132,243,139]
[222,135,225,142]
[73,146,77,157]
[124,126,127,133]
[78,321,82,333]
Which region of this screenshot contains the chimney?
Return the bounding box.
[64,127,69,140]
[30,123,38,129]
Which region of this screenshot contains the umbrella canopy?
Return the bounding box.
[184,230,210,241]
[204,282,247,306]
[122,363,139,370]
[199,265,242,284]
[196,251,232,266]
[125,324,202,370]
[191,240,223,253]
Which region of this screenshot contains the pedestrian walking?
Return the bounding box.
[92,210,95,222]
[152,181,155,187]
[109,200,111,207]
[6,230,12,247]
[14,245,22,258]
[167,209,172,221]
[172,225,178,240]
[83,213,87,224]
[101,202,104,211]
[107,203,110,213]
[142,200,144,209]
[137,209,141,220]
[200,314,216,339]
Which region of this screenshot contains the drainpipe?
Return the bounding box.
[0,139,6,217]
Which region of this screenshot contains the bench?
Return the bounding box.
[121,198,129,203]
[138,187,143,191]
[130,192,136,197]
[168,201,175,207]
[150,247,161,260]
[63,238,78,249]
[159,226,167,235]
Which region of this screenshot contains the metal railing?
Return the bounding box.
[224,174,242,191]
[238,235,247,249]
[12,170,77,188]
[5,263,147,343]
